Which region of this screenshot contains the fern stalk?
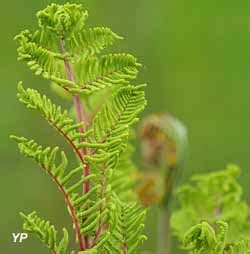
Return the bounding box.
[157,208,171,254]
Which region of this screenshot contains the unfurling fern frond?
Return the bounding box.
[182,220,250,254]
[20,211,69,254]
[183,221,217,253]
[171,166,250,254]
[36,3,89,37]
[13,2,148,253]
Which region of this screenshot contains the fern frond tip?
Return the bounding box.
[10,135,26,143]
[36,3,89,36]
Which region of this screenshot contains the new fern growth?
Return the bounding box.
[171,165,250,253]
[11,3,147,253]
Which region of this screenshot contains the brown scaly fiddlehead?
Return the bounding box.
[137,113,188,254]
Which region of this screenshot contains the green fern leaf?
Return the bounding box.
[73,54,141,95]
[15,3,140,96]
[92,85,146,143]
[97,195,147,254]
[17,82,88,161]
[37,3,88,37]
[111,143,137,201]
[15,31,76,90]
[67,27,123,58]
[182,220,250,254]
[79,85,146,168]
[171,165,250,254]
[11,135,98,249]
[20,211,69,254]
[227,238,250,254]
[57,228,69,254]
[13,2,148,252]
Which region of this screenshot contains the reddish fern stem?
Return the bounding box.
[122,212,127,254]
[123,243,128,254]
[60,38,91,248]
[43,166,86,250]
[48,120,85,165]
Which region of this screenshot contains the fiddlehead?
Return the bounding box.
[136,113,188,254]
[137,113,188,207]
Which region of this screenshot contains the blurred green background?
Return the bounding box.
[1,0,250,253]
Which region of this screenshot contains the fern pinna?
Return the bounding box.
[11,3,147,254]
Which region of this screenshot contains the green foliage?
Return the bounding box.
[14,2,140,95]
[20,211,69,254]
[12,2,147,253]
[99,196,147,254]
[171,165,250,253]
[111,143,137,201]
[36,3,88,36]
[182,220,250,254]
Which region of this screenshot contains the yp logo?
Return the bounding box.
[12,233,28,243]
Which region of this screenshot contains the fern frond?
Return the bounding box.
[13,2,148,252]
[111,143,137,201]
[15,31,78,90]
[72,54,141,95]
[170,165,249,241]
[15,32,140,95]
[37,3,88,37]
[97,195,147,254]
[182,220,250,254]
[171,165,250,254]
[84,84,146,175]
[79,84,146,247]
[20,211,69,254]
[183,221,217,252]
[10,135,97,249]
[11,135,122,248]
[92,85,146,143]
[123,202,147,253]
[15,3,140,96]
[67,27,123,58]
[17,82,87,163]
[17,83,146,171]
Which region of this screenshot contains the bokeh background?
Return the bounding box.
[1,0,250,253]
